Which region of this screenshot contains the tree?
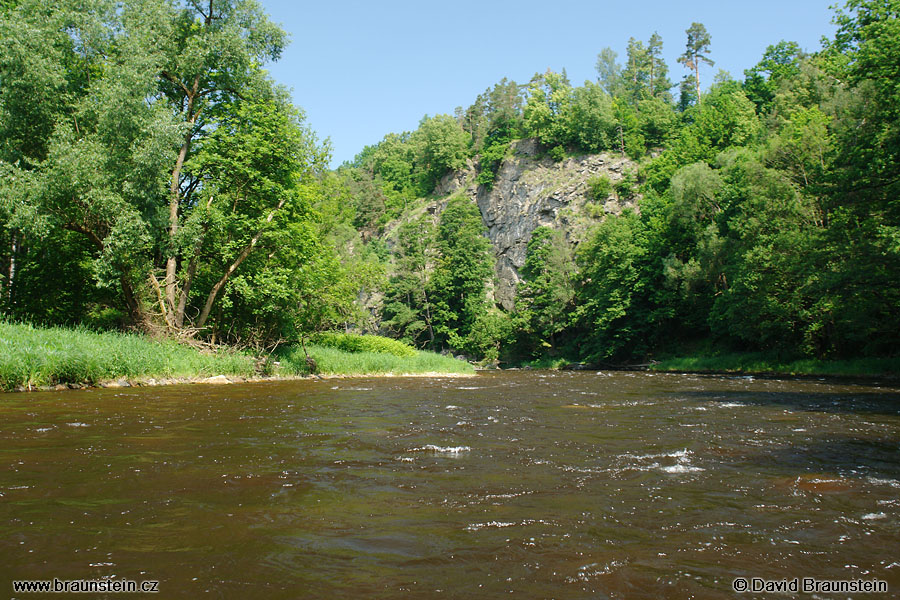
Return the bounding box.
[595,48,623,97]
[429,196,493,350]
[743,40,804,112]
[523,70,574,149]
[563,82,617,152]
[647,32,674,100]
[621,37,650,103]
[409,114,470,193]
[575,211,650,360]
[183,96,327,331]
[816,0,900,355]
[516,227,575,354]
[382,215,437,347]
[0,0,337,346]
[155,0,288,327]
[677,22,714,105]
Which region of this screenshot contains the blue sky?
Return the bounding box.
[261,0,837,167]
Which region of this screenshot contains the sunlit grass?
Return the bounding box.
[0,322,255,390]
[276,344,474,376]
[0,322,473,391]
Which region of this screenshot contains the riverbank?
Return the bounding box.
[0,323,473,392]
[513,351,899,379]
[648,353,900,379]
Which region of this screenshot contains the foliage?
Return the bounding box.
[475,137,511,189]
[310,332,417,358]
[381,215,437,348]
[677,22,715,106]
[459,309,515,363]
[743,40,804,112]
[3,0,900,372]
[429,196,493,349]
[516,227,575,355]
[651,352,900,377]
[586,176,613,202]
[575,211,650,360]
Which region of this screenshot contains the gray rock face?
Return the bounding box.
[434,140,638,310]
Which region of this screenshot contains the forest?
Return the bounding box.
[1,0,898,368]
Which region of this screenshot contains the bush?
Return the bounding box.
[475,139,510,189]
[586,175,612,202]
[276,344,473,375]
[549,145,567,162]
[309,332,417,358]
[614,171,638,199]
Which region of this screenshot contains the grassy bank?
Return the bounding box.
[650,352,900,378]
[0,323,474,391]
[0,322,255,390]
[276,344,475,376]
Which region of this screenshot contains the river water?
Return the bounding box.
[1,371,899,599]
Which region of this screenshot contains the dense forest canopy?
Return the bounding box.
[1,0,898,364]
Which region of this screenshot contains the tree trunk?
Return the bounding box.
[7,232,16,301]
[120,275,145,328]
[164,77,202,323]
[165,127,193,319]
[694,59,701,105]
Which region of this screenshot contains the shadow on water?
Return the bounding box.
[745,435,900,481]
[678,389,900,416]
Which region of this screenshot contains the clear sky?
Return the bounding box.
[260,0,837,167]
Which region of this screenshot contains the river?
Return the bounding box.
[1,371,899,598]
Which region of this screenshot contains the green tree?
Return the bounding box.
[523,70,574,150]
[564,82,617,152]
[677,22,714,105]
[575,211,650,360]
[0,0,337,346]
[410,114,470,193]
[647,32,674,100]
[595,47,623,97]
[184,96,328,331]
[382,216,438,347]
[743,40,804,112]
[816,0,900,355]
[621,37,650,103]
[154,0,289,326]
[429,196,493,350]
[516,227,575,354]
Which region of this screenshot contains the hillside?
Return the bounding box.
[2,1,897,370]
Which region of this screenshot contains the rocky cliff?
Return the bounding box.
[432,139,640,309]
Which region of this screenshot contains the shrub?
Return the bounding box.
[615,171,638,199]
[586,175,612,202]
[549,145,567,162]
[309,332,417,358]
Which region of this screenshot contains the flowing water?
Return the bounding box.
[1,371,899,599]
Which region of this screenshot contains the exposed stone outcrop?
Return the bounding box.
[433,139,639,309]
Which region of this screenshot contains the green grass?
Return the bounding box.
[651,352,900,378]
[276,344,474,376]
[0,323,473,391]
[0,322,255,390]
[309,331,417,358]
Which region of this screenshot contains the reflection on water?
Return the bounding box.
[1,371,899,598]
